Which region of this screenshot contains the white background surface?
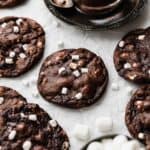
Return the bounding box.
[0,0,149,149]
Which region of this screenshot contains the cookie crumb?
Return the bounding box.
[119,41,125,48]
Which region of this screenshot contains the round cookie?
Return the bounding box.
[114,27,150,83]
[0,0,24,8]
[125,85,150,147]
[0,103,70,150]
[38,48,108,108]
[0,16,45,77]
[0,86,26,113]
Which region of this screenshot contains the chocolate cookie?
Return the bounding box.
[125,85,150,148]
[0,16,45,77]
[0,0,24,8]
[114,27,150,83]
[0,86,26,114]
[0,103,70,150]
[38,48,108,108]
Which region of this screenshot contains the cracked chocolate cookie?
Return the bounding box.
[0,103,70,150]
[114,27,150,83]
[0,0,24,8]
[0,86,26,114]
[38,48,108,108]
[0,16,45,77]
[125,85,150,149]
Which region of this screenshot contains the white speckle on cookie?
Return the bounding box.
[138,35,145,40]
[61,87,68,95]
[0,97,4,105]
[1,23,7,28]
[8,130,17,140]
[81,68,88,73]
[138,133,145,139]
[22,140,32,150]
[9,51,16,58]
[119,41,125,48]
[20,113,26,118]
[73,70,80,77]
[58,67,66,75]
[28,114,37,121]
[5,58,14,64]
[16,19,23,26]
[49,120,57,127]
[75,92,82,100]
[124,63,131,69]
[19,53,26,59]
[22,44,28,51]
[13,26,19,33]
[71,55,79,61]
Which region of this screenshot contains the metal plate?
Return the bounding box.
[44,0,146,30]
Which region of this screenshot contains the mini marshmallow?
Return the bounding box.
[124,63,131,69]
[22,44,28,51]
[95,117,113,132]
[111,83,119,91]
[73,70,80,77]
[87,142,103,150]
[73,124,90,141]
[8,130,17,140]
[138,133,145,139]
[61,87,68,95]
[75,92,82,100]
[13,26,19,33]
[22,140,32,150]
[49,120,57,127]
[28,114,37,121]
[119,41,125,48]
[1,23,7,28]
[9,51,16,58]
[71,55,79,60]
[19,53,26,59]
[0,97,4,104]
[16,19,23,26]
[81,68,88,73]
[58,67,66,75]
[138,35,145,40]
[5,58,13,64]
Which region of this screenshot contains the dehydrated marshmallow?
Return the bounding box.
[19,53,26,59]
[75,93,82,100]
[58,67,66,75]
[22,140,32,150]
[87,142,103,150]
[22,44,28,51]
[124,63,131,69]
[16,19,23,26]
[111,83,119,91]
[138,133,145,139]
[73,70,80,77]
[5,58,13,64]
[49,120,57,127]
[1,23,7,28]
[138,35,145,40]
[9,51,16,58]
[71,55,79,61]
[73,124,90,141]
[13,26,19,33]
[81,68,88,73]
[61,87,68,95]
[8,130,17,140]
[0,97,4,104]
[119,41,125,48]
[28,114,37,121]
[95,117,113,132]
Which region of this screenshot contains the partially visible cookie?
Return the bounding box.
[125,85,150,148]
[0,103,70,150]
[0,86,26,114]
[0,16,45,77]
[114,27,150,83]
[38,48,108,108]
[0,0,24,8]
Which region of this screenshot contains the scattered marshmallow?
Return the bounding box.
[87,142,103,150]
[81,68,88,73]
[22,140,32,150]
[28,114,37,121]
[8,130,17,140]
[71,55,79,61]
[111,83,119,91]
[9,51,16,58]
[49,120,57,128]
[13,26,19,33]
[75,92,82,100]
[73,70,80,77]
[19,53,26,59]
[61,87,68,95]
[124,63,131,69]
[0,97,4,105]
[73,124,90,141]
[95,117,113,132]
[119,41,125,48]
[138,35,145,40]
[5,58,13,64]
